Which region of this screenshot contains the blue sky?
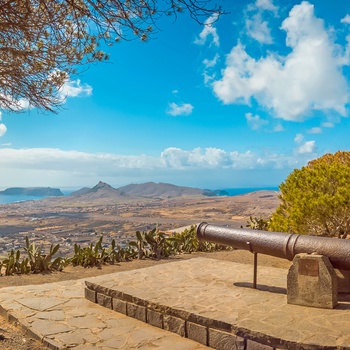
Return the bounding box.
[0,0,349,190]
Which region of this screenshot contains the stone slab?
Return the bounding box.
[0,272,209,350]
[85,257,350,349]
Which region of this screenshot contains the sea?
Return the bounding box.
[0,187,279,205]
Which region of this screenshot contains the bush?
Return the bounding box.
[269,151,350,238]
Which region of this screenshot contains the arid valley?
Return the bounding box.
[0,182,280,259]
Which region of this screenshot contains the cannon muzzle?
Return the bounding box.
[197,222,350,270]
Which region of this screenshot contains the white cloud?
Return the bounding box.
[167,102,194,116]
[245,112,269,130]
[203,72,216,85]
[307,127,322,134]
[295,140,316,154]
[0,146,318,172]
[203,54,219,68]
[293,133,316,154]
[0,124,7,137]
[0,76,92,112]
[0,146,323,187]
[212,2,349,121]
[194,14,220,47]
[294,133,304,144]
[322,121,334,128]
[59,79,92,98]
[273,123,284,132]
[246,13,273,44]
[255,0,278,13]
[341,14,350,24]
[245,0,277,44]
[0,94,32,111]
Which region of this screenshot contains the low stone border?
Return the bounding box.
[85,281,289,350]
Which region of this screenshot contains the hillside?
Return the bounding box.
[70,181,224,199]
[116,182,216,198]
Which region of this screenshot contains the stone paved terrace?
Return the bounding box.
[85,258,350,350]
[1,258,350,349]
[0,273,209,349]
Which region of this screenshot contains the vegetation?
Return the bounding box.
[0,225,230,276]
[1,0,222,112]
[269,151,350,238]
[244,216,269,231]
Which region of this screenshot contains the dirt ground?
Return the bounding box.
[0,250,291,350]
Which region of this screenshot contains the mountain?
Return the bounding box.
[0,187,64,196]
[69,181,121,199]
[116,182,215,198]
[70,181,223,199]
[70,187,91,196]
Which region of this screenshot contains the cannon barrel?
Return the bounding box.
[197,222,350,271]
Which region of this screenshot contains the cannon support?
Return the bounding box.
[196,222,350,271]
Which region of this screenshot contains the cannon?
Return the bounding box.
[196,222,350,270]
[197,222,350,308]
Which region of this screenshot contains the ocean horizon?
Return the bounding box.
[0,187,279,205]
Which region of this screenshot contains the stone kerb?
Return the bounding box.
[84,281,277,350]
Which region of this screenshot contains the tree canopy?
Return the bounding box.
[269,151,350,238]
[0,0,222,112]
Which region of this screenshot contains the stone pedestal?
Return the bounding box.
[287,253,338,309]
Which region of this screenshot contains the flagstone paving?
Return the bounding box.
[1,258,350,349]
[85,258,350,350]
[0,273,209,349]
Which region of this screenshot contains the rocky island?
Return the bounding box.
[0,187,64,196]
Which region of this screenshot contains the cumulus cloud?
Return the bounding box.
[59,79,92,98]
[212,1,349,121]
[0,124,7,137]
[255,0,278,13]
[294,133,316,154]
[167,102,194,116]
[245,0,277,44]
[203,54,219,68]
[295,140,316,154]
[341,14,350,24]
[0,146,318,173]
[322,121,334,128]
[294,133,304,144]
[160,146,316,170]
[246,13,273,44]
[245,112,269,130]
[0,111,6,136]
[0,146,323,187]
[194,14,220,47]
[307,127,322,134]
[0,75,92,112]
[273,123,284,132]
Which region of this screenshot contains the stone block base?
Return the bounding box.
[287,253,338,309]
